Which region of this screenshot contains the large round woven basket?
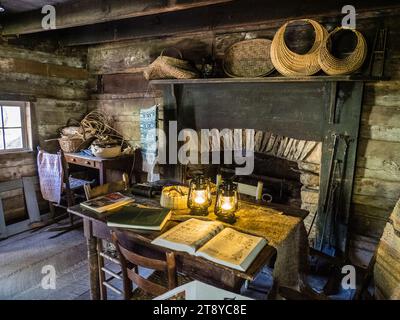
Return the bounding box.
[271,19,328,76]
[318,27,367,75]
[223,39,274,77]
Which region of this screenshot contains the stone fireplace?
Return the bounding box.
[153,78,364,257]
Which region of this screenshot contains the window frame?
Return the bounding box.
[0,101,32,154]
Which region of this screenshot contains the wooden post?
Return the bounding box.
[0,199,8,239]
[84,219,101,300]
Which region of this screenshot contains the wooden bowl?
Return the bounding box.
[90,145,122,158]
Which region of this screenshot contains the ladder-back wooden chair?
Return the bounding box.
[237,181,264,201]
[112,231,190,300]
[84,173,129,300]
[278,197,400,300]
[37,147,94,237]
[216,175,264,201]
[84,173,129,200]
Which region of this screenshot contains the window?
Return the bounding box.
[0,101,32,153]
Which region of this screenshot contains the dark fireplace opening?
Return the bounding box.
[183,132,322,244]
[221,153,302,208]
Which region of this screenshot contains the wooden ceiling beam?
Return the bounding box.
[49,0,400,47]
[1,0,233,36]
[0,57,88,80]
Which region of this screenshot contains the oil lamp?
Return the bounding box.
[187,175,212,216]
[214,180,239,224]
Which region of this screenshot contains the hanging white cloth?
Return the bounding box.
[37,150,63,203]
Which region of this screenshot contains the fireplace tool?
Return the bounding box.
[308,134,338,238]
[316,134,352,257]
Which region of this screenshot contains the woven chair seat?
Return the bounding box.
[130,271,192,300]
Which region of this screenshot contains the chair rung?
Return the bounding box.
[100,252,121,265]
[103,282,123,295]
[102,267,122,280]
[52,203,68,210]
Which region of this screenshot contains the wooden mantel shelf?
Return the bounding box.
[149,75,387,85]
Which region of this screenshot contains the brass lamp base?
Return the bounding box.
[216,213,236,224]
[189,207,209,216]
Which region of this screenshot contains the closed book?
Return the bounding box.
[80,192,134,213]
[107,206,171,231]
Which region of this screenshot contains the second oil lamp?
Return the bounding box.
[214,180,239,224]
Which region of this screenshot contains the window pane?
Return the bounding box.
[5,128,23,149]
[0,107,3,127]
[3,106,22,127]
[0,130,4,150]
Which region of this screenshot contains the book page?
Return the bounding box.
[152,218,224,254]
[196,228,267,271]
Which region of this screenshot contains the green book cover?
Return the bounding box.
[106,205,171,231]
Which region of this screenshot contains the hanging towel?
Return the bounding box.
[37,150,63,204]
[140,105,160,182]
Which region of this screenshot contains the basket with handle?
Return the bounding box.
[58,118,85,153]
[223,39,275,78]
[58,137,84,153]
[143,48,199,80]
[59,118,84,138]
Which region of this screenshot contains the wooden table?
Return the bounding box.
[68,196,307,300]
[64,153,134,185]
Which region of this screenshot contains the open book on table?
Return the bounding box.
[151,218,267,272]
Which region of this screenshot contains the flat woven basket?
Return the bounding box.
[318,27,367,75]
[223,39,275,77]
[271,19,328,76]
[143,48,199,80]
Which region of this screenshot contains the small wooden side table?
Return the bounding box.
[64,153,134,185]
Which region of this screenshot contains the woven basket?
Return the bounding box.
[58,137,84,153]
[59,118,85,139]
[271,19,328,76]
[143,48,199,80]
[223,39,274,77]
[318,27,367,75]
[160,186,189,210]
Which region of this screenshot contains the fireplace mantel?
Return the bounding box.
[149,75,386,85]
[151,76,379,258]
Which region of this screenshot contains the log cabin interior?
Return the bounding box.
[0,0,399,303]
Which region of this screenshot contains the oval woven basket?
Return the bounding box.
[143,48,199,80]
[271,19,328,76]
[223,39,275,77]
[58,137,84,153]
[318,27,367,75]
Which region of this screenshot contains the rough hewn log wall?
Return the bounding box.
[0,44,89,222]
[85,11,400,263]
